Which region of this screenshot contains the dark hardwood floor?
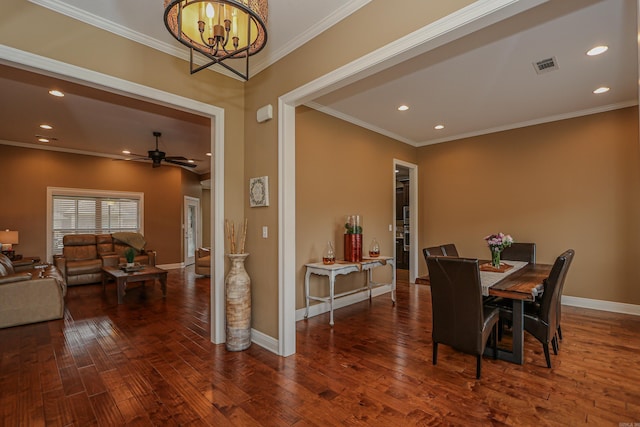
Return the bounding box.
[1,268,640,426]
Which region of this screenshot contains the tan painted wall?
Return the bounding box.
[295,107,417,309]
[0,144,200,264]
[243,0,475,338]
[417,107,640,305]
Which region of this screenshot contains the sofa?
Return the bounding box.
[54,233,156,286]
[195,247,211,276]
[0,253,66,329]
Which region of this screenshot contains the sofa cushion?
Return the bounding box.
[65,259,103,275]
[96,233,115,256]
[62,234,98,261]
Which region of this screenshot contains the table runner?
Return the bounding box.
[480,260,528,296]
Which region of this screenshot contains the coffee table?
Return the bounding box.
[102,265,167,304]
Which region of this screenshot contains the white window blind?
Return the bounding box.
[51,196,140,255]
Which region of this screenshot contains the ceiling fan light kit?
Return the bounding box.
[163,0,268,80]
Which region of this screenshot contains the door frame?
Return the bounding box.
[394,159,418,283]
[184,196,201,266]
[0,46,226,344]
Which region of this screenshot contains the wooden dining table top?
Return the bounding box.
[486,262,552,301]
[416,260,553,301]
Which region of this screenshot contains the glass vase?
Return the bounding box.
[491,248,501,268]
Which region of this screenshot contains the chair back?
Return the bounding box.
[62,234,98,261]
[423,246,446,275]
[440,243,459,257]
[501,242,536,263]
[538,249,575,334]
[427,256,485,355]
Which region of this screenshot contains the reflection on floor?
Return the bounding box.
[396,268,409,282]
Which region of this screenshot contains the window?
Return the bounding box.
[47,188,144,259]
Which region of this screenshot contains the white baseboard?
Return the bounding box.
[563,295,640,316]
[295,285,393,321]
[250,328,279,354]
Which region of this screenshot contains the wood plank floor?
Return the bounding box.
[1,268,640,426]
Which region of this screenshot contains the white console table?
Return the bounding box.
[304,256,396,326]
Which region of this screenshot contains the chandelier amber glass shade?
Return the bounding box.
[164,0,268,79]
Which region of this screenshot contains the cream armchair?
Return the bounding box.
[195,248,211,277]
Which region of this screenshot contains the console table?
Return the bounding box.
[304,256,395,326]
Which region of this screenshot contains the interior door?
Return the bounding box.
[184,196,201,266]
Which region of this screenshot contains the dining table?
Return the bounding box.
[482,261,553,364]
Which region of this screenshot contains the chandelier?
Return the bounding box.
[164,0,268,80]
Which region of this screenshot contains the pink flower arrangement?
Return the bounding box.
[484,232,514,252]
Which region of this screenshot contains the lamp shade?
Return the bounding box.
[0,230,19,245]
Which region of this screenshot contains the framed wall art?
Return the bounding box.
[249,176,269,207]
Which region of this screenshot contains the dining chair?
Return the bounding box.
[440,243,459,257]
[498,249,574,368]
[500,242,536,263]
[426,256,499,379]
[422,246,446,276]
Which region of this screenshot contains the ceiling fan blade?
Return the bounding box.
[165,159,197,168]
[165,156,189,161]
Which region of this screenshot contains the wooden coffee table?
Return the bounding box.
[102,265,167,304]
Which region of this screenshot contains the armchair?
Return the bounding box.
[196,247,211,277]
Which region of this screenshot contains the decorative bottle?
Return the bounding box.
[323,241,336,265]
[369,238,380,257]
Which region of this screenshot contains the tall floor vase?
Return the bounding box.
[225,253,251,351]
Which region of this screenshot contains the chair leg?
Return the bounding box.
[476,355,482,379]
[497,318,503,341]
[492,323,498,359]
[557,324,563,341]
[552,335,559,355]
[433,342,438,365]
[543,343,552,368]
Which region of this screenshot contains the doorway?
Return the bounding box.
[184,196,201,266]
[394,160,418,283]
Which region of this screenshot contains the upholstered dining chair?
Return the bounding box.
[426,256,499,379]
[423,246,446,280]
[498,249,574,368]
[500,242,536,263]
[440,243,459,257]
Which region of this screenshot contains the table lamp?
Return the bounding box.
[0,229,19,251]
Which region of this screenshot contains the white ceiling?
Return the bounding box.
[0,0,637,175]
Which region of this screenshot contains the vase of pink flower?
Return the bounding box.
[484,232,514,268]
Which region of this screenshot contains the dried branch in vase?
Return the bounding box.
[226,219,248,254]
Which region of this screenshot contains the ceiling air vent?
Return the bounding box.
[533,56,559,74]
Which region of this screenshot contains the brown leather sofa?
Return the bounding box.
[54,233,156,286]
[195,247,211,276]
[0,254,66,328]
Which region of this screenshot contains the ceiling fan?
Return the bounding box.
[126,131,197,168]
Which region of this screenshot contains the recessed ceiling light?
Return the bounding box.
[39,124,53,130]
[122,150,131,155]
[593,87,610,94]
[587,45,608,56]
[188,159,195,163]
[434,124,445,130]
[206,152,212,157]
[38,138,50,143]
[397,105,409,111]
[48,90,64,97]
